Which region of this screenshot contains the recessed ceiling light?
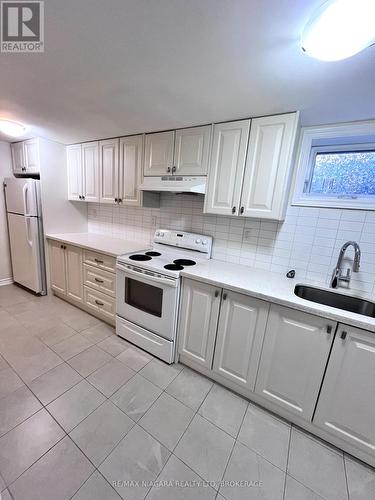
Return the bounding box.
[301,0,375,61]
[0,119,26,137]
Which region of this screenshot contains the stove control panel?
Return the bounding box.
[153,229,212,255]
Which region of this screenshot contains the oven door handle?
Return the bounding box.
[116,263,178,288]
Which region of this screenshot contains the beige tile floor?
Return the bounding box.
[0,284,374,500]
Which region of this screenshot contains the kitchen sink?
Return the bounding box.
[294,285,375,318]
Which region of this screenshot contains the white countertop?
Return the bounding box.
[46,233,146,257]
[181,260,375,333]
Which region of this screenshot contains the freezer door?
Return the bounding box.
[7,213,44,293]
[4,178,39,216]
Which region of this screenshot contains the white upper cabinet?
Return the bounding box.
[240,113,299,220]
[204,120,250,216]
[213,290,269,392]
[99,138,119,204]
[178,278,221,370]
[67,144,83,201]
[82,142,99,202]
[173,126,211,176]
[11,142,25,174]
[11,139,40,174]
[255,305,335,421]
[314,325,375,459]
[119,135,143,206]
[24,139,40,173]
[204,112,299,219]
[144,131,175,176]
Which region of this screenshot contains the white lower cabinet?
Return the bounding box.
[178,279,269,389]
[65,245,84,303]
[213,290,269,391]
[178,279,221,369]
[49,242,83,302]
[83,286,115,322]
[49,240,67,295]
[178,277,375,467]
[254,305,336,421]
[48,240,116,325]
[314,324,375,457]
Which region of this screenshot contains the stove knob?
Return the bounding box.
[202,240,207,245]
[156,231,160,237]
[195,239,201,244]
[160,232,165,237]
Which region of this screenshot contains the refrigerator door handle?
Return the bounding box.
[22,183,31,216]
[25,217,33,247]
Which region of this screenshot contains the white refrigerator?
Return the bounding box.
[4,178,47,294]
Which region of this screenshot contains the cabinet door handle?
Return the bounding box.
[167,167,171,173]
[214,290,219,298]
[223,292,227,300]
[172,166,176,173]
[60,244,64,249]
[326,325,332,334]
[79,195,82,200]
[95,300,104,306]
[231,206,236,214]
[114,198,118,203]
[240,206,244,215]
[341,330,347,340]
[118,198,122,203]
[94,258,104,264]
[94,278,104,283]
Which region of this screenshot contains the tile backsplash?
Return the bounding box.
[88,194,375,295]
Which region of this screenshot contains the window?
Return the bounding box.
[293,122,375,209]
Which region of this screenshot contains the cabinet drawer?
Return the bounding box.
[83,249,116,273]
[83,264,116,297]
[84,286,115,320]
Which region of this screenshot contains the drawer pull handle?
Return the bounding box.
[231,206,236,214]
[326,325,332,334]
[94,278,104,283]
[223,292,227,300]
[95,300,104,306]
[94,258,104,264]
[214,290,219,298]
[341,330,347,340]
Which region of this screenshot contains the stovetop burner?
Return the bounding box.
[173,259,196,266]
[164,263,184,271]
[129,254,152,261]
[145,251,162,257]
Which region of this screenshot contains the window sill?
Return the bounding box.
[292,196,375,210]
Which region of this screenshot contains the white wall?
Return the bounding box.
[0,142,13,283]
[87,194,375,296]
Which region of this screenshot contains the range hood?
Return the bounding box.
[139,176,206,194]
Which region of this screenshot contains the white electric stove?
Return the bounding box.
[116,229,212,363]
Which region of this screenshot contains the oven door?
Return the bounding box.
[116,263,179,341]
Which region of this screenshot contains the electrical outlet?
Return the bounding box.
[243,229,253,242]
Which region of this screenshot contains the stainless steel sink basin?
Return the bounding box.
[294,285,375,318]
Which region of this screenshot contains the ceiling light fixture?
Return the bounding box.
[0,119,26,137]
[301,0,375,61]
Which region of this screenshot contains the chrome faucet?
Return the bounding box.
[330,241,361,289]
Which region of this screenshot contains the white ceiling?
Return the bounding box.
[1,0,374,144]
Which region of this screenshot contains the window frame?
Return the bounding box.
[292,121,375,210]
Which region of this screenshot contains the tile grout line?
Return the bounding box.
[282,421,293,500]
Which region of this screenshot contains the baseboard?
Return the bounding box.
[0,277,13,286]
